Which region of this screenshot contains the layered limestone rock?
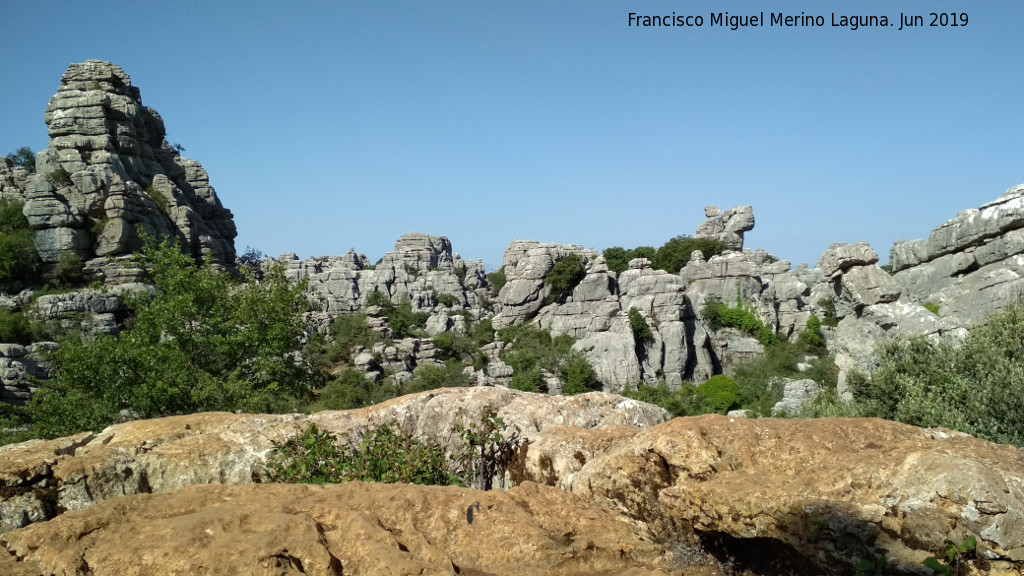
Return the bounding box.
[819,242,966,395]
[0,387,668,534]
[694,205,754,251]
[281,233,488,320]
[518,415,1024,574]
[16,60,236,267]
[890,184,1024,325]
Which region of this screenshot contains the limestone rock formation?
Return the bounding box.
[0,482,684,576]
[282,233,488,320]
[15,61,236,267]
[3,395,1022,575]
[695,205,755,251]
[518,415,1024,574]
[0,387,669,534]
[891,184,1024,324]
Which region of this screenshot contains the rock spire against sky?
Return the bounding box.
[2,1,1022,269]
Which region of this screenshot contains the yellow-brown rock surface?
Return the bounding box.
[519,415,1024,573]
[0,481,690,576]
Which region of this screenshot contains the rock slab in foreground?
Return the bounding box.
[0,481,685,576]
[535,415,1024,573]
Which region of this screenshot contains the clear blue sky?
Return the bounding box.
[3,1,1022,269]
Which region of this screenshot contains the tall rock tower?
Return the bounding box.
[22,60,236,268]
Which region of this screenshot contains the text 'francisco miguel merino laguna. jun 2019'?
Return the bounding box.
[627,11,969,31]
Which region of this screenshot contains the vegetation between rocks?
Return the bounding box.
[603,235,727,275]
[263,405,521,490]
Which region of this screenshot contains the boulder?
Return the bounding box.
[520,415,1024,574]
[0,387,669,534]
[817,242,879,279]
[770,378,819,416]
[695,205,754,250]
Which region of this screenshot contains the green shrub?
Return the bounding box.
[46,167,72,188]
[486,269,506,297]
[621,381,716,417]
[818,297,839,327]
[0,309,47,345]
[498,324,592,395]
[5,147,35,173]
[628,307,654,344]
[702,297,776,345]
[471,317,495,347]
[406,360,469,393]
[366,290,390,308]
[145,186,170,217]
[923,301,940,315]
[264,408,522,490]
[385,299,429,338]
[0,199,40,293]
[263,421,455,486]
[729,339,837,416]
[436,292,459,308]
[323,313,380,364]
[798,314,824,349]
[21,237,314,439]
[845,306,1024,446]
[560,352,601,395]
[602,246,656,275]
[90,217,109,238]
[696,375,740,413]
[652,235,727,274]
[51,251,85,288]
[304,368,398,411]
[544,253,586,304]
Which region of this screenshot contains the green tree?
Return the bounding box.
[23,237,314,439]
[0,199,40,292]
[544,253,586,304]
[652,235,726,274]
[696,374,740,413]
[5,147,35,173]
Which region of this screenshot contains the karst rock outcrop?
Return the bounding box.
[5,60,236,270]
[2,388,1022,575]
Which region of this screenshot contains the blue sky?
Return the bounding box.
[2,1,1022,269]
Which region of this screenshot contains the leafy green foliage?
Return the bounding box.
[702,297,776,345]
[5,147,35,173]
[145,185,170,217]
[264,407,522,490]
[452,406,522,490]
[0,309,47,345]
[923,301,940,315]
[305,368,398,412]
[20,237,314,439]
[0,199,40,293]
[695,375,740,413]
[846,306,1024,446]
[652,235,727,274]
[923,536,978,576]
[51,251,85,288]
[368,293,429,338]
[486,269,506,297]
[406,360,470,393]
[560,353,601,395]
[543,253,586,304]
[732,339,838,416]
[263,421,456,486]
[818,297,839,327]
[497,319,593,391]
[628,307,654,344]
[798,314,824,350]
[435,292,459,308]
[602,246,656,275]
[325,313,381,364]
[46,167,72,188]
[603,236,726,275]
[621,382,716,417]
